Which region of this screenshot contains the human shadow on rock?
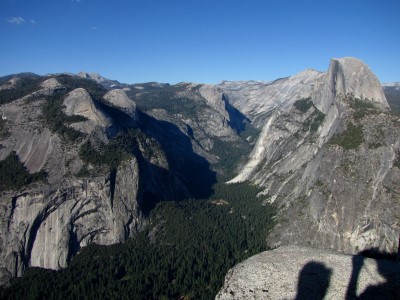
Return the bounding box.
[137,111,216,201]
[346,248,400,299]
[295,261,332,300]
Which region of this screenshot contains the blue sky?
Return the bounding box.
[0,0,399,84]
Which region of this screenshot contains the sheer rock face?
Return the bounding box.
[216,246,400,300]
[313,57,389,114]
[0,158,142,277]
[227,57,398,254]
[197,84,237,140]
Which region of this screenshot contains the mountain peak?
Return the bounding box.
[77,72,124,89]
[77,71,107,82]
[313,57,388,113]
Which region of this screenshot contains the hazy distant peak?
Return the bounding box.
[77,72,106,82]
[382,82,400,87]
[77,72,125,89]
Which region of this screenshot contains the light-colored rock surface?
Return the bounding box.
[216,246,400,299]
[103,89,137,119]
[77,72,124,89]
[195,84,237,140]
[199,84,227,114]
[226,57,398,254]
[313,57,388,114]
[1,158,142,276]
[63,88,112,133]
[0,98,55,174]
[219,69,324,128]
[0,81,186,281]
[40,78,63,90]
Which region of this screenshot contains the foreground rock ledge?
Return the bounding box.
[216,246,400,299]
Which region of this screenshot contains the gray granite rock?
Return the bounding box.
[226,57,399,254]
[216,246,400,299]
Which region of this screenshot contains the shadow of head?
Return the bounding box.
[295,261,333,300]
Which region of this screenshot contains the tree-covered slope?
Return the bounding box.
[0,182,275,300]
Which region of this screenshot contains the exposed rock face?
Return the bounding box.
[195,84,238,141]
[0,93,145,276]
[0,76,194,281]
[218,69,323,127]
[63,88,112,133]
[226,57,399,254]
[2,158,141,275]
[216,246,400,299]
[0,97,55,175]
[103,89,137,120]
[314,57,388,114]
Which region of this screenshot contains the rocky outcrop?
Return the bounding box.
[218,69,323,127]
[195,84,237,141]
[103,89,137,120]
[216,246,400,299]
[63,88,112,133]
[0,158,142,277]
[313,57,388,114]
[0,97,55,175]
[227,57,399,254]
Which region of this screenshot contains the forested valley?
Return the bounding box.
[0,181,275,299]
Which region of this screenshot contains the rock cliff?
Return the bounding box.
[0,75,196,279]
[226,57,400,254]
[2,158,141,276]
[216,245,400,299]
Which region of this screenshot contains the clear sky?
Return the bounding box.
[0,0,399,84]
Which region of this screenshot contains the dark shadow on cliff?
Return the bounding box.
[346,247,400,299]
[222,93,250,134]
[136,111,216,213]
[295,261,332,300]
